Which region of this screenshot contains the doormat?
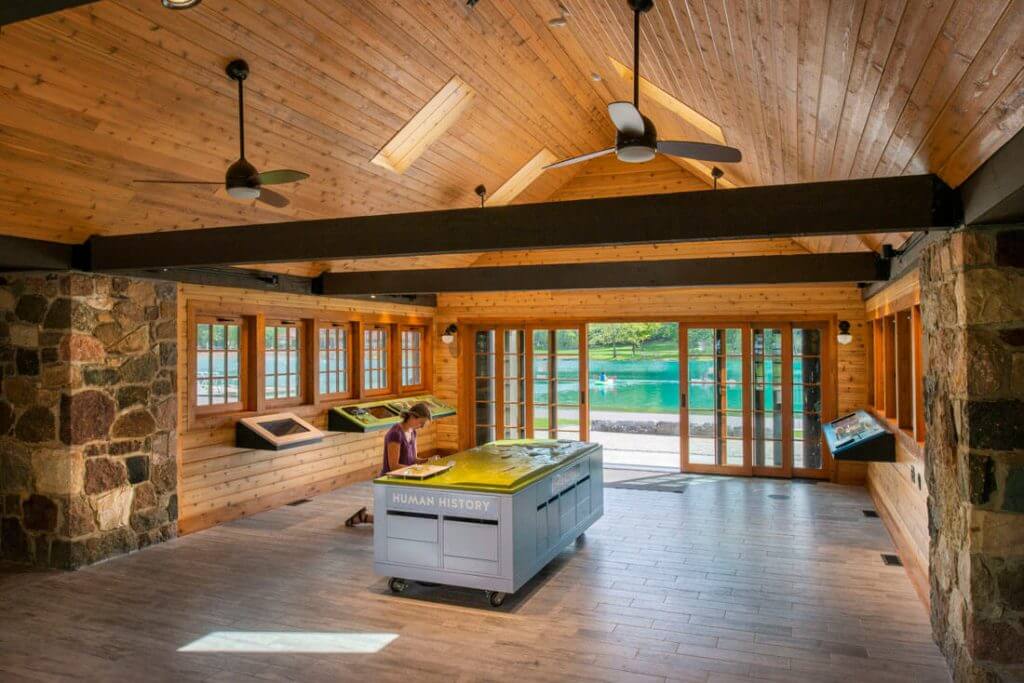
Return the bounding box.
[605,473,731,493]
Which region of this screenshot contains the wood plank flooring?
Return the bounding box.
[0,476,949,682]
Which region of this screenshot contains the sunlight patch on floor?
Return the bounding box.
[178,631,398,654]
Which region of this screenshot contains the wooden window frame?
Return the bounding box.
[911,305,926,444]
[362,323,393,398]
[398,324,429,394]
[866,291,926,459]
[315,319,355,403]
[191,314,249,417]
[263,318,307,409]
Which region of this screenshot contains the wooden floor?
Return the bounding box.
[0,476,949,682]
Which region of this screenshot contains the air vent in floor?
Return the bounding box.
[881,553,903,566]
[287,498,312,507]
[863,510,879,518]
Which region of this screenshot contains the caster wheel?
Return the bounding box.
[486,591,507,607]
[388,578,408,594]
[576,532,586,544]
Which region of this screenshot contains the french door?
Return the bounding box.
[681,322,831,479]
[466,324,587,447]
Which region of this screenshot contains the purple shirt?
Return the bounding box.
[381,423,417,475]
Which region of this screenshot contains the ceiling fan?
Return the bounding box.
[546,0,742,170]
[135,59,309,208]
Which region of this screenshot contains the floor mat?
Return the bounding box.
[605,472,731,493]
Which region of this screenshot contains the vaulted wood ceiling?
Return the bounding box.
[0,0,1021,263]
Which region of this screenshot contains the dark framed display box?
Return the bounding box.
[237,413,324,450]
[824,410,895,462]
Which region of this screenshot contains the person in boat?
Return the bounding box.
[346,402,432,526]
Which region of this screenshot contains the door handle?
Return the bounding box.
[680,393,687,408]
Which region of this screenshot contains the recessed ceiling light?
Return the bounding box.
[548,16,567,27]
[591,72,602,82]
[162,0,202,9]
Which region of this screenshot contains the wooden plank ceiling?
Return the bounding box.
[0,0,1021,269]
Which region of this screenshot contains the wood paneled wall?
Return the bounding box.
[434,284,870,483]
[175,283,439,534]
[863,270,929,605]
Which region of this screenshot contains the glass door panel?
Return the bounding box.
[528,327,585,440]
[503,329,526,439]
[555,328,582,440]
[474,330,497,445]
[752,327,790,477]
[683,327,749,473]
[793,327,825,473]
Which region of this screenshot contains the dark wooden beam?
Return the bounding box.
[88,175,960,270]
[0,0,99,26]
[318,253,890,295]
[123,266,437,307]
[0,235,73,272]
[960,126,1024,225]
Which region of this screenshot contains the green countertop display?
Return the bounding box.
[374,439,598,494]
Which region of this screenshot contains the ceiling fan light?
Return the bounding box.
[617,145,656,163]
[162,0,202,8]
[227,185,261,200]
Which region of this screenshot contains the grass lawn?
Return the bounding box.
[588,339,679,361]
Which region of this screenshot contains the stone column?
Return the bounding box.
[0,272,178,569]
[921,226,1024,683]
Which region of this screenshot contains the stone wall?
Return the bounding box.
[921,226,1024,683]
[0,272,177,569]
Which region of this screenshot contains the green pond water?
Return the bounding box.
[550,357,819,414]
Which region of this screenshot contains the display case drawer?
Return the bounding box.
[443,518,498,561]
[387,538,439,567]
[386,511,438,542]
[443,555,498,576]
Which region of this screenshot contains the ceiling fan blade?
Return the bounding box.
[256,169,309,185]
[256,187,290,208]
[544,148,615,170]
[608,101,644,135]
[656,140,742,163]
[133,180,223,184]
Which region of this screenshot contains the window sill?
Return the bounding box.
[866,406,924,461]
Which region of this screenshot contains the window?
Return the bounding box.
[363,325,390,394]
[400,326,425,389]
[265,321,302,403]
[195,317,244,411]
[868,302,925,445]
[318,323,351,398]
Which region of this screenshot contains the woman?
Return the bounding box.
[346,402,432,527]
[381,402,432,475]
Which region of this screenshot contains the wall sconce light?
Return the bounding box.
[441,324,458,345]
[837,320,853,345]
[162,0,202,8]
